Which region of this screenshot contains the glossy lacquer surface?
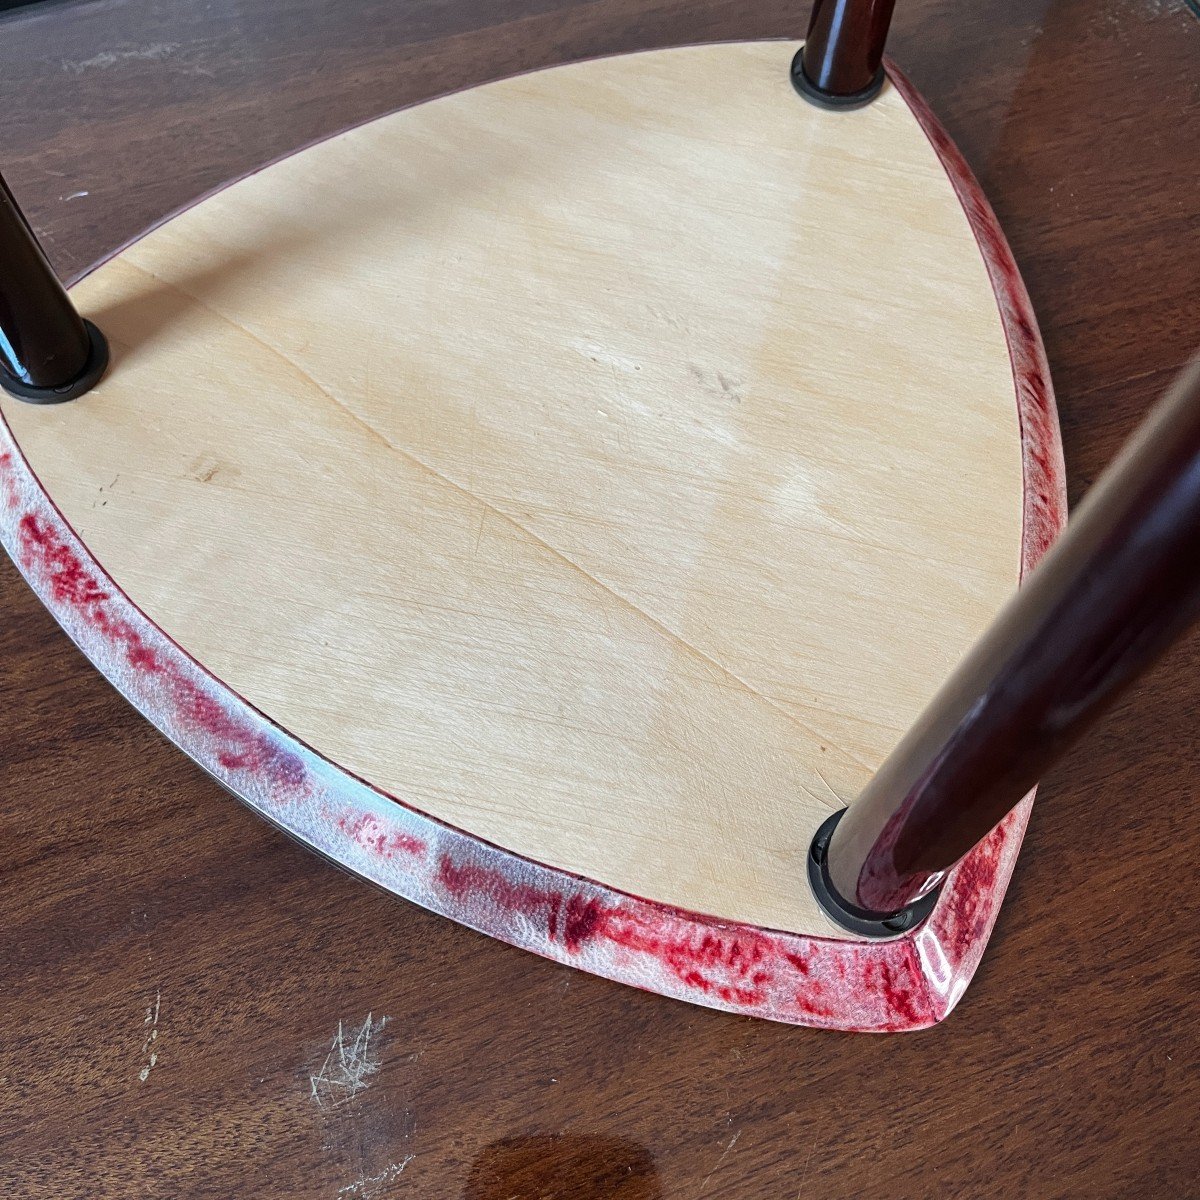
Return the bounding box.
[801,0,897,96]
[1,0,1198,1196]
[0,173,94,392]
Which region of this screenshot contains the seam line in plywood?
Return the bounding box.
[119,258,845,788]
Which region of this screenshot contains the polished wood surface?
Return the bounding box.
[2,42,1026,938]
[1,0,1197,1195]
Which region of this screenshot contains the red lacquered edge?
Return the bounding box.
[0,49,1066,1032]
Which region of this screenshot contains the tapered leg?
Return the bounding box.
[0,172,108,403]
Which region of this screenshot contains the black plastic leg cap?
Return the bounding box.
[790,48,886,111]
[807,808,942,939]
[0,319,110,405]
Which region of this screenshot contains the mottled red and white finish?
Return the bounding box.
[0,58,1065,1032]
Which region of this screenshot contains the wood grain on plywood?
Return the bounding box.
[1,43,1022,934]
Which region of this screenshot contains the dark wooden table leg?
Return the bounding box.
[792,0,898,108]
[817,354,1200,930]
[0,171,107,403]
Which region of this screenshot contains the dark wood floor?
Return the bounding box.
[2,1,1198,1195]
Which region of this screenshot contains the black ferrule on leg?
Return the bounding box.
[792,0,897,110]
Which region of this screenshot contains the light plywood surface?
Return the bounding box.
[3,42,1023,935]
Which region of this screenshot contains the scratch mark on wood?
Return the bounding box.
[794,1147,815,1197]
[337,1155,415,1198]
[697,1129,741,1196]
[63,43,180,74]
[812,764,845,806]
[137,989,161,1082]
[310,1013,387,1108]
